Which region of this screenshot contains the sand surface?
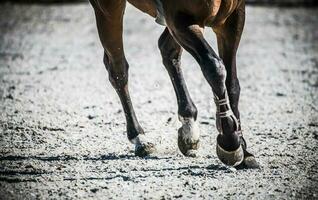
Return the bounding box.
[0,3,317,199]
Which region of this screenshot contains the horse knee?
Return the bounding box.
[158,30,182,66]
[201,55,227,95]
[104,54,129,89]
[209,57,227,82]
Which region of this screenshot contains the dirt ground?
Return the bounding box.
[0,2,317,200]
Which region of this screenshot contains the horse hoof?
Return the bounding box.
[185,149,198,157]
[135,142,156,157]
[242,156,260,169]
[132,134,156,157]
[216,143,244,167]
[178,137,199,157]
[178,117,200,157]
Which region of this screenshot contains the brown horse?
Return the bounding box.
[89,0,259,168]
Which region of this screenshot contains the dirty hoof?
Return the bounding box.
[243,156,260,168]
[235,151,260,169]
[178,118,200,157]
[185,149,198,157]
[178,139,199,157]
[216,143,244,166]
[132,134,156,157]
[135,142,156,157]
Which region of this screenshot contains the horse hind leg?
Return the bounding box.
[168,16,244,166]
[214,6,259,168]
[90,0,155,157]
[158,28,200,157]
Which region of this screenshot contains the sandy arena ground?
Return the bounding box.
[0,2,317,199]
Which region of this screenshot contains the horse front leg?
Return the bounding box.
[214,4,259,168]
[90,0,155,157]
[158,28,200,157]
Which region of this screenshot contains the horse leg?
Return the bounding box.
[90,0,155,157]
[168,17,244,166]
[158,28,199,157]
[213,5,259,168]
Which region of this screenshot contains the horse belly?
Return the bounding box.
[164,0,237,27]
[127,0,157,18]
[206,0,240,27]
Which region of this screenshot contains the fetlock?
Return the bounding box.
[214,92,244,166]
[214,92,241,149]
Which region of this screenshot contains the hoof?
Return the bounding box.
[178,141,199,157]
[178,117,200,157]
[243,156,260,169]
[135,142,156,157]
[131,134,156,157]
[235,150,260,169]
[184,149,198,157]
[216,143,244,167]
